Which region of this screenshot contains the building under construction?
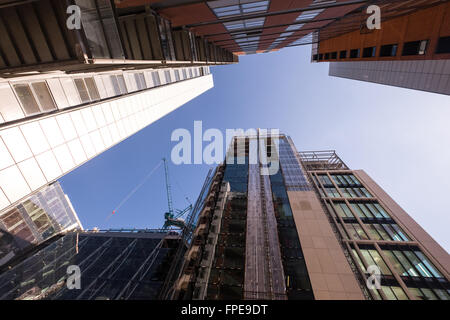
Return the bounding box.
[172,132,450,300]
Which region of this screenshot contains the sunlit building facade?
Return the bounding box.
[173,132,450,300]
[314,0,450,95]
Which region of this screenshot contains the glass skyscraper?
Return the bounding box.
[173,132,450,300]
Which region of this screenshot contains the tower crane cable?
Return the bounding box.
[106,160,164,221]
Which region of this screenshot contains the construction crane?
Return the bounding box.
[162,158,193,230]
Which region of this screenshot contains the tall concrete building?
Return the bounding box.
[173,132,450,300]
[0,0,239,216]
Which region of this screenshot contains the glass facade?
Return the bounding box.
[0,182,81,266]
[308,167,450,300]
[0,231,180,300]
[269,163,313,299]
[199,135,314,300]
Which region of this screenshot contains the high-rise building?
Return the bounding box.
[0,65,213,215]
[116,0,369,55]
[115,0,450,94]
[173,132,450,300]
[0,229,183,300]
[313,0,450,95]
[0,181,82,267]
[0,0,237,78]
[0,0,239,216]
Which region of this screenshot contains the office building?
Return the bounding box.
[0,65,213,215]
[115,0,450,94]
[0,181,82,267]
[173,132,450,300]
[0,0,240,216]
[0,229,182,300]
[0,0,237,78]
[313,0,450,94]
[116,0,368,55]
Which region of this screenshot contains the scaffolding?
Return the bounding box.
[298,150,349,171]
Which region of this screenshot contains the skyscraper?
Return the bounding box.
[173,132,450,300]
[0,65,214,215]
[115,0,450,94]
[0,0,237,216]
[122,0,367,55]
[0,0,236,77]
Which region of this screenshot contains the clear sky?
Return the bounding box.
[60,45,450,253]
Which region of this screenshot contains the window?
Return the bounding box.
[331,174,361,187]
[110,75,121,95]
[383,249,444,279]
[345,223,368,240]
[360,249,392,275]
[380,44,398,57]
[436,36,450,54]
[350,48,360,58]
[164,70,172,83]
[13,82,56,116]
[208,0,269,18]
[330,52,337,59]
[117,75,127,94]
[152,72,161,87]
[324,187,340,198]
[174,70,181,81]
[339,50,347,59]
[362,46,376,58]
[223,17,265,31]
[333,202,353,218]
[324,53,330,60]
[402,40,428,56]
[182,69,187,79]
[74,78,91,103]
[381,286,408,300]
[134,73,146,90]
[84,78,100,100]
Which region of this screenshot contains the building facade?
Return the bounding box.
[0,0,239,216]
[173,132,450,300]
[0,229,182,300]
[0,65,213,215]
[0,0,237,78]
[313,0,450,94]
[0,181,82,267]
[117,0,368,55]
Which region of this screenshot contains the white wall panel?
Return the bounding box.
[0,74,213,213]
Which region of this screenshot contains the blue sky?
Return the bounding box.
[60,45,450,252]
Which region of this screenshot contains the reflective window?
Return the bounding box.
[14,82,56,115]
[208,0,269,18]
